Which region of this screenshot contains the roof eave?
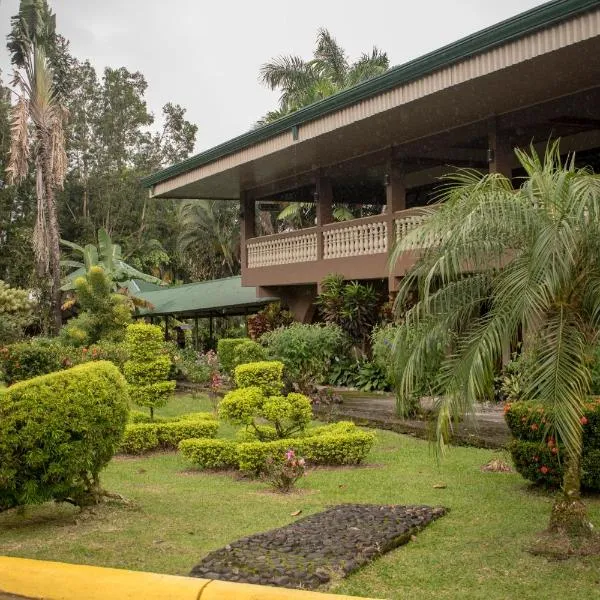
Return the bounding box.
[142,0,600,190]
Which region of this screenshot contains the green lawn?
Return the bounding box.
[1,394,599,599]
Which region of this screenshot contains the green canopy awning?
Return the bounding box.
[135,276,276,318]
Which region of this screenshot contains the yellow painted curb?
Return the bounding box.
[0,557,378,600]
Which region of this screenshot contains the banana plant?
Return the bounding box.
[60,228,164,291]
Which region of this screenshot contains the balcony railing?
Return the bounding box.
[323,215,388,259]
[247,228,318,268]
[246,208,428,269]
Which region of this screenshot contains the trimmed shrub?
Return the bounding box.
[124,323,175,419]
[302,431,375,466]
[119,417,218,454]
[237,439,294,473]
[232,340,267,369]
[237,431,375,473]
[307,421,358,437]
[119,423,160,455]
[218,386,264,426]
[0,361,129,509]
[505,399,600,490]
[219,384,311,440]
[234,361,284,396]
[262,323,349,391]
[179,439,238,469]
[155,420,218,448]
[217,338,248,373]
[129,410,170,424]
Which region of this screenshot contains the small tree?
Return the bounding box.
[123,323,175,420]
[219,361,312,440]
[391,144,599,548]
[60,266,132,346]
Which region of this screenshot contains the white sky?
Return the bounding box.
[0,0,547,152]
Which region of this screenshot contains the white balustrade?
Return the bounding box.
[323,220,388,259]
[394,214,429,247]
[247,231,317,268]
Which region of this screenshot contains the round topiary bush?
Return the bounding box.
[0,361,129,510]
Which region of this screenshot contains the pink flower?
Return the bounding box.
[285,450,295,460]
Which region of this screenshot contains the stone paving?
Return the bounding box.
[190,504,447,590]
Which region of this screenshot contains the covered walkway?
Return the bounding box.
[134,276,276,348]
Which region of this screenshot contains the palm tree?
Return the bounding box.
[6,0,68,332]
[176,200,240,278]
[390,143,599,541]
[258,28,389,124]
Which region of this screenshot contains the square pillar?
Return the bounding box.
[315,176,333,261]
[385,162,406,291]
[488,117,512,178]
[240,192,256,271]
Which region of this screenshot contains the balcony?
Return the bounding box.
[242,208,427,288]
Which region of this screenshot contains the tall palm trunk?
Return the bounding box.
[549,429,592,536]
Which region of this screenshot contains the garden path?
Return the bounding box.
[317,391,509,449]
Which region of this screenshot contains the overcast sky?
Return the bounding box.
[0,0,546,153]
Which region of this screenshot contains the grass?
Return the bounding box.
[1,393,599,599]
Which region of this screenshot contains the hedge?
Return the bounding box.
[178,439,239,469]
[217,338,249,374]
[237,431,375,473]
[505,399,600,490]
[233,361,284,396]
[0,361,129,509]
[119,417,218,454]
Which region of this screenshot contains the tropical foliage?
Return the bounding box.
[60,228,164,290]
[390,143,599,538]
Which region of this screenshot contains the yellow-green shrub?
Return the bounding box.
[232,340,266,369]
[179,439,238,469]
[302,431,375,465]
[218,386,264,426]
[119,418,218,454]
[119,423,159,454]
[217,338,248,373]
[234,361,283,396]
[155,420,218,448]
[307,421,358,437]
[219,385,311,439]
[119,413,219,454]
[124,323,175,418]
[237,431,375,473]
[0,361,129,509]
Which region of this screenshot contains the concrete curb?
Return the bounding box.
[0,557,378,600]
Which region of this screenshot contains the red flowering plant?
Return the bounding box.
[262,449,306,493]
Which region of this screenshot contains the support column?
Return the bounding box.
[385,161,406,293]
[315,176,333,262]
[488,117,512,178]
[240,192,256,275]
[489,118,513,366]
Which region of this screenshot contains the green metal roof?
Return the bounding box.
[142,0,600,190]
[135,276,277,317]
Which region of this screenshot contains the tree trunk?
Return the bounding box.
[548,430,593,537]
[44,165,62,334]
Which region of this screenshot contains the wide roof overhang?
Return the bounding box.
[143,0,600,201]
